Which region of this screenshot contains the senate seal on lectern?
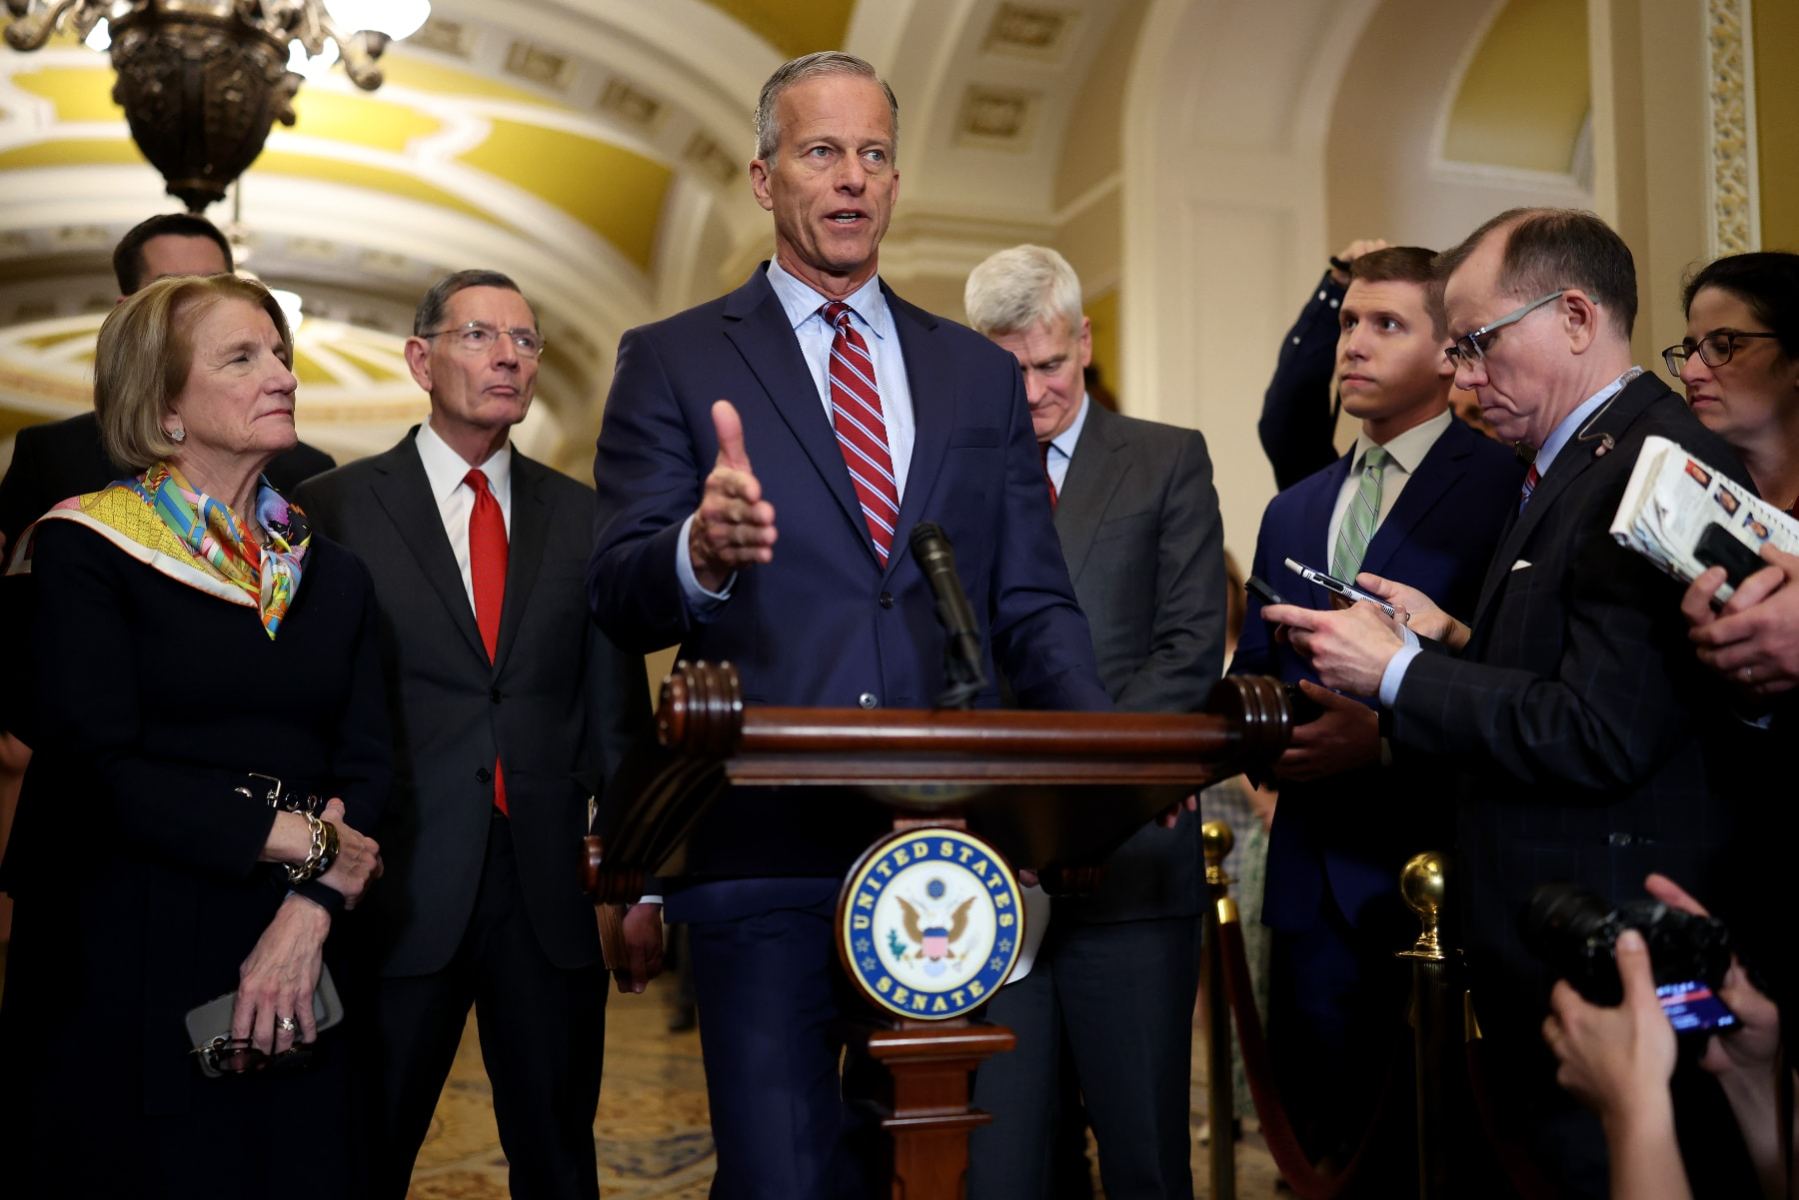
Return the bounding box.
[838,827,1024,1020]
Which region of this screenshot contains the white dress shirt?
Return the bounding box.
[413,418,512,613]
[677,259,918,611]
[1323,409,1453,563]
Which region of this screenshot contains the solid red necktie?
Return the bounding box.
[465,469,509,815]
[1040,441,1058,511]
[821,301,899,564]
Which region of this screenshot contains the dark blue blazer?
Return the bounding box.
[588,267,1111,894]
[1230,415,1523,933]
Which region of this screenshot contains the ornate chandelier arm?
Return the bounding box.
[5,0,94,51]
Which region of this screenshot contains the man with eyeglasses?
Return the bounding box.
[1264,209,1758,1196]
[294,270,653,1200]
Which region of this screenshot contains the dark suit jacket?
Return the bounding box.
[588,267,1111,891]
[1051,402,1226,923]
[1,522,389,1138]
[1389,375,1751,1028]
[1232,416,1523,933]
[0,411,335,550]
[1259,270,1345,491]
[296,434,649,977]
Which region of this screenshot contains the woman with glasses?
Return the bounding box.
[1663,252,1799,511]
[0,274,389,1197]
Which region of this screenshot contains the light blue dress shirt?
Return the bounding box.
[676,260,920,612]
[1376,369,1642,706]
[1042,393,1091,493]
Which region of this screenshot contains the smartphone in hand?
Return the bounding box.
[1282,557,1398,619]
[1245,574,1288,608]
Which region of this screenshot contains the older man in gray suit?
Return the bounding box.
[964,245,1227,1200]
[295,270,652,1200]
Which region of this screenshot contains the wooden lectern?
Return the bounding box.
[584,663,1289,1198]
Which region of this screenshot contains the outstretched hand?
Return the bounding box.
[690,400,778,592]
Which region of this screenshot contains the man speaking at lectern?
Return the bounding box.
[588,50,1110,1199]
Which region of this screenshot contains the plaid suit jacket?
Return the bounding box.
[1390,373,1753,1031]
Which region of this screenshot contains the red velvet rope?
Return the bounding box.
[1461,1032,1557,1199]
[1214,917,1394,1200]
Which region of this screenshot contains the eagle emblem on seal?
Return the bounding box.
[893,878,974,977]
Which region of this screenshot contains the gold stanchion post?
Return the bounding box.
[1201,819,1237,1200]
[1397,851,1450,1199]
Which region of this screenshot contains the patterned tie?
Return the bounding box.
[1519,462,1541,512]
[822,302,900,564]
[1331,445,1387,580]
[1040,441,1058,511]
[466,468,509,816]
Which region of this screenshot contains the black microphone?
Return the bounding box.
[908,522,987,708]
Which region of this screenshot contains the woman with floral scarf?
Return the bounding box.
[0,274,389,1198]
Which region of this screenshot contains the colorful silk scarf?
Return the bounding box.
[129,464,309,638]
[13,462,309,639]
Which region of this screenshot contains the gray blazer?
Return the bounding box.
[295,433,649,977]
[1053,401,1227,922]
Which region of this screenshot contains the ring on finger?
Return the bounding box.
[1741,665,1754,683]
[275,1015,299,1034]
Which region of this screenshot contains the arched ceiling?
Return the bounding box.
[0,0,1143,474]
[1444,0,1591,176]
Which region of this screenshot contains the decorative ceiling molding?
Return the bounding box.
[983,4,1080,61]
[955,86,1039,148]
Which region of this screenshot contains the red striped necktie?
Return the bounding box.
[1519,462,1541,512]
[822,301,900,564]
[465,468,508,815]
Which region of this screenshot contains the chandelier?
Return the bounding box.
[3,1,431,211]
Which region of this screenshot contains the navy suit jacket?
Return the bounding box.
[1231,415,1522,933]
[588,267,1111,896]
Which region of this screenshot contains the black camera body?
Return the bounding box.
[1522,882,1733,1008]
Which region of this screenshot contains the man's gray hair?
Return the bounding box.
[414,269,534,336]
[754,51,899,162]
[964,244,1084,337]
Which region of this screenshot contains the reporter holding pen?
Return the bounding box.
[0,274,388,1199]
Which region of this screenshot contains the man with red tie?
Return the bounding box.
[296,271,652,1200]
[588,53,1110,1199]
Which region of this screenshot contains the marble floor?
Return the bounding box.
[404,979,1284,1198]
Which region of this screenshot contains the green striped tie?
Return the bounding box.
[1331,445,1388,580]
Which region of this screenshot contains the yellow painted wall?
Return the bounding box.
[1086,288,1119,402]
[458,122,671,270]
[1444,0,1589,173]
[1755,1,1799,249]
[696,0,854,58]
